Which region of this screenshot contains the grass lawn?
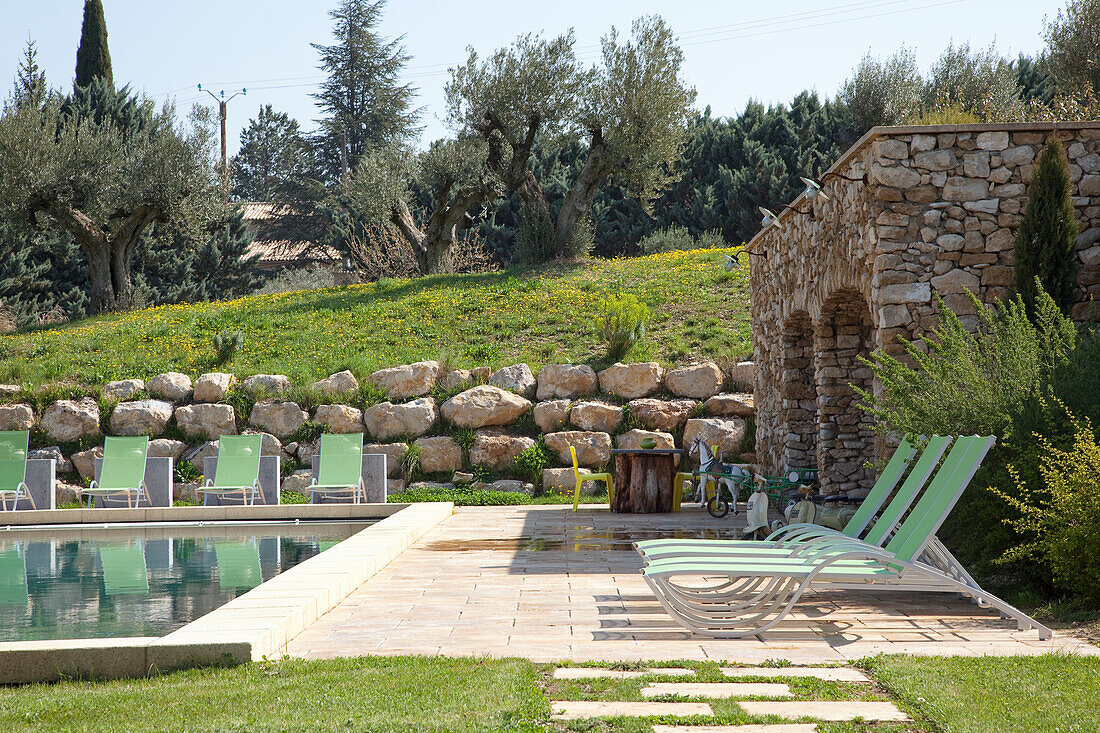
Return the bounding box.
[3,654,1096,732]
[0,656,548,733]
[0,249,750,388]
[865,653,1100,733]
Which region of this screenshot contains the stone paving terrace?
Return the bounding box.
[284,506,1097,663]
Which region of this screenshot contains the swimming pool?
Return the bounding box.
[0,520,371,642]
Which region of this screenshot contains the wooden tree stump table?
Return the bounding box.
[610,448,686,513]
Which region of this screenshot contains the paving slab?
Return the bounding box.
[282,506,1094,661]
[720,667,870,682]
[644,682,791,698]
[651,721,818,726]
[551,700,713,720]
[738,701,908,721]
[553,667,696,679]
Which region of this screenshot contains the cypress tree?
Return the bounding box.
[74,0,113,90]
[1014,140,1080,316]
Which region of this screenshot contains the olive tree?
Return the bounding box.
[838,47,923,131]
[340,135,501,274]
[446,16,696,259]
[1045,0,1100,99]
[0,90,219,313]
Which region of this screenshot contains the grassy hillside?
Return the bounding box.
[0,249,750,388]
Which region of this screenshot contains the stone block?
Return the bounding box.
[193,372,237,403]
[533,399,571,433]
[441,385,531,428]
[369,361,439,400]
[943,177,989,201]
[313,404,363,433]
[0,403,34,431]
[469,433,536,471]
[570,401,623,433]
[311,370,359,396]
[665,362,723,399]
[414,436,464,474]
[488,364,537,398]
[543,431,612,467]
[102,379,145,401]
[536,364,598,400]
[146,372,193,401]
[42,399,100,443]
[175,403,237,441]
[597,362,663,399]
[975,131,1009,151]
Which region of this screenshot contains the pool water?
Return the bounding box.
[0,521,370,642]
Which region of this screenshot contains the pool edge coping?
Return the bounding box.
[0,502,454,684]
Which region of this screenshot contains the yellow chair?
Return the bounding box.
[570,445,614,511]
[673,473,692,512]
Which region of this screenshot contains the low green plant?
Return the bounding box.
[637,225,727,254]
[387,485,527,506]
[173,459,201,484]
[286,420,324,445]
[511,438,555,487]
[211,330,244,366]
[595,293,651,361]
[400,443,421,481]
[993,405,1100,601]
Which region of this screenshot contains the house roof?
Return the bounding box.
[239,201,340,265]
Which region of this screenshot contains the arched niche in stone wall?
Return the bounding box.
[814,290,877,495]
[780,311,818,472]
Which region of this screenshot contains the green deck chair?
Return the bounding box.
[80,436,150,509]
[310,433,368,504]
[215,542,263,591]
[98,544,149,596]
[197,434,265,505]
[0,545,29,606]
[639,435,1051,640]
[0,431,33,511]
[636,436,948,561]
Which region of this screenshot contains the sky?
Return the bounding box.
[0,0,1069,158]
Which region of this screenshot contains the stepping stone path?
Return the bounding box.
[740,701,908,722]
[651,721,818,726]
[551,665,908,726]
[643,682,792,698]
[553,666,696,680]
[551,701,713,720]
[720,667,870,682]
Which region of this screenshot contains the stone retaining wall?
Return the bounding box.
[0,360,756,501]
[749,121,1100,493]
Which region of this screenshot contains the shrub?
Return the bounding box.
[637,226,727,254]
[1014,140,1079,316]
[595,293,651,361]
[993,407,1100,601]
[511,438,555,487]
[855,283,1080,585]
[211,330,243,366]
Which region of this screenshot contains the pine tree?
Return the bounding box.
[1014,140,1080,315]
[311,0,420,182]
[8,39,48,111]
[230,105,317,200]
[74,0,113,90]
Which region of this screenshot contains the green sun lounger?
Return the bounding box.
[642,435,1052,640]
[197,434,265,505]
[98,544,150,596]
[215,542,263,591]
[0,431,33,511]
[636,436,948,561]
[79,436,151,509]
[0,545,29,605]
[309,433,368,504]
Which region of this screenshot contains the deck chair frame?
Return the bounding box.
[197,434,265,506]
[0,430,33,511]
[80,436,151,509]
[640,435,1052,640]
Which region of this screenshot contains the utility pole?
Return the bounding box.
[198,84,246,200]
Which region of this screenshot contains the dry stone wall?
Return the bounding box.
[1,360,756,503]
[749,121,1100,493]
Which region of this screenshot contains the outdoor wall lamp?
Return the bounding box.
[759,206,783,229]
